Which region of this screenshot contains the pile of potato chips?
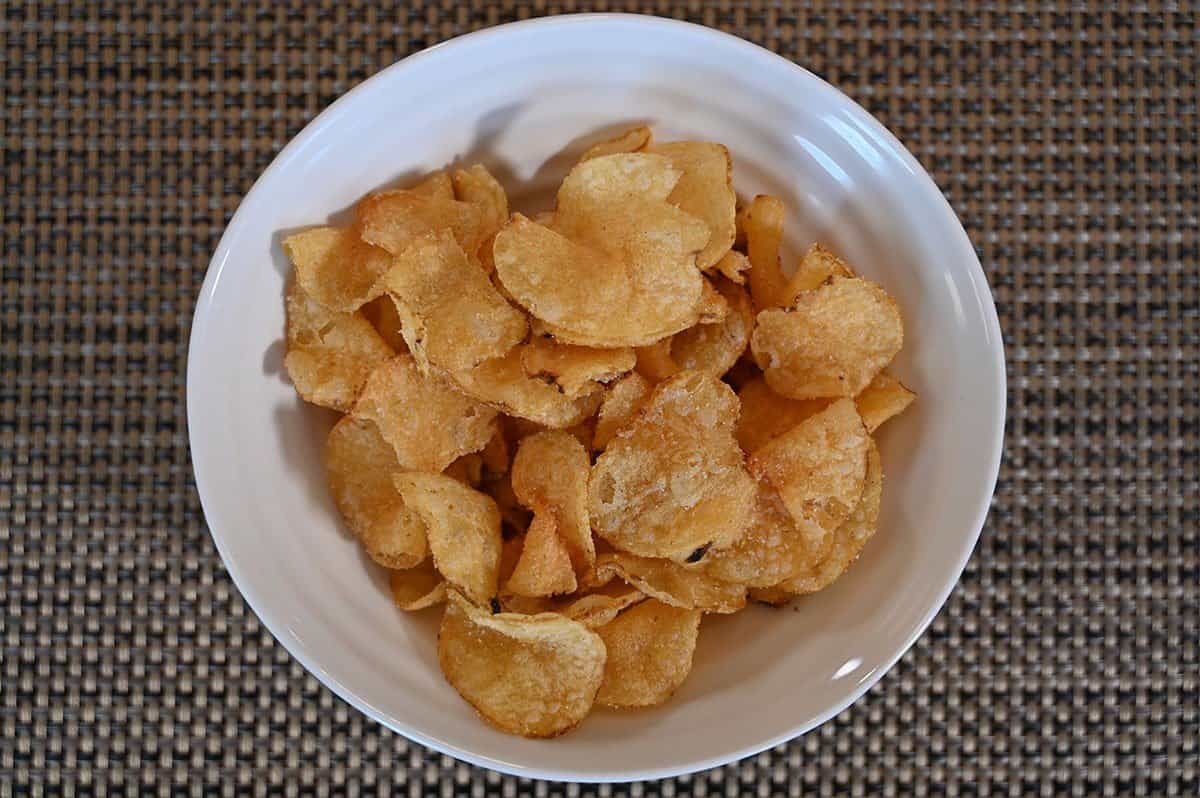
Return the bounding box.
[282,127,915,737]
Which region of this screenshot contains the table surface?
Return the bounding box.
[2,1,1197,794]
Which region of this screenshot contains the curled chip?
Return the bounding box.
[448,348,602,429]
[389,560,447,611]
[559,581,646,628]
[703,481,828,588]
[669,277,754,378]
[710,249,750,285]
[452,164,509,246]
[360,295,408,353]
[284,282,393,411]
[503,510,578,598]
[325,416,427,569]
[444,453,484,487]
[595,599,701,708]
[855,372,916,432]
[494,153,710,347]
[519,337,636,399]
[589,371,756,561]
[763,440,882,597]
[735,377,828,454]
[751,275,904,399]
[593,372,652,450]
[634,339,678,382]
[284,227,396,313]
[695,278,731,324]
[580,125,652,161]
[748,398,868,533]
[356,185,484,258]
[377,232,527,373]
[782,242,854,303]
[593,552,746,614]
[411,170,455,201]
[511,431,595,575]
[738,195,788,310]
[652,141,736,270]
[438,591,606,738]
[394,472,502,606]
[352,355,497,472]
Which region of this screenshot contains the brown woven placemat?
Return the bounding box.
[2,1,1197,794]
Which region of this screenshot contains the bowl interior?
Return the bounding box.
[189,16,1003,782]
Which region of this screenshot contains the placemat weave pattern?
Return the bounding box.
[2,1,1197,794]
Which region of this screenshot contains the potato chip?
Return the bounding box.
[580,125,652,161]
[284,282,393,411]
[652,141,736,270]
[782,242,854,303]
[735,377,828,454]
[703,481,827,588]
[670,277,754,378]
[589,371,756,561]
[592,552,747,614]
[855,372,916,432]
[747,586,792,606]
[284,226,397,313]
[595,599,701,708]
[519,337,635,399]
[439,591,606,738]
[444,453,484,487]
[356,185,485,258]
[389,560,447,611]
[695,278,731,324]
[634,339,678,382]
[360,294,408,353]
[485,472,531,534]
[377,232,527,373]
[494,154,710,347]
[352,355,497,472]
[411,170,455,201]
[480,426,510,477]
[453,164,509,244]
[448,348,601,429]
[325,416,427,569]
[593,372,652,450]
[709,249,750,285]
[761,440,882,597]
[511,431,595,575]
[558,581,646,628]
[748,398,868,533]
[394,472,502,606]
[738,195,788,310]
[751,276,904,399]
[721,354,761,392]
[503,510,578,597]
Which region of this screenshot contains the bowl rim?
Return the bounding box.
[187,12,1006,783]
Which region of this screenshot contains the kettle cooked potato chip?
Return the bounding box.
[652,141,736,270]
[511,431,595,575]
[284,226,397,313]
[595,599,702,708]
[389,559,447,611]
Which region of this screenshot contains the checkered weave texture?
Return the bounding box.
[1,1,1197,795]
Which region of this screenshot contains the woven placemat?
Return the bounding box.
[2,1,1197,794]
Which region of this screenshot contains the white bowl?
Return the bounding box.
[188,14,1005,783]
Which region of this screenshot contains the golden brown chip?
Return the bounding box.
[739,195,788,310]
[325,416,427,569]
[747,586,793,606]
[352,355,497,472]
[652,141,736,270]
[709,249,750,285]
[592,552,747,614]
[579,125,652,161]
[444,453,484,487]
[356,186,484,258]
[452,164,509,245]
[284,282,393,411]
[782,242,855,303]
[669,277,754,378]
[593,372,653,450]
[284,227,397,313]
[762,440,883,597]
[702,481,827,588]
[748,398,869,533]
[721,354,762,392]
[393,473,502,606]
[448,348,602,429]
[558,581,646,628]
[360,294,408,353]
[735,377,829,454]
[511,431,595,575]
[389,560,447,611]
[855,372,916,432]
[410,170,455,201]
[695,278,731,324]
[519,337,636,398]
[595,599,702,708]
[503,510,578,597]
[480,426,510,477]
[377,232,527,373]
[485,472,531,534]
[588,371,756,561]
[634,339,679,382]
[438,591,606,738]
[751,276,904,399]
